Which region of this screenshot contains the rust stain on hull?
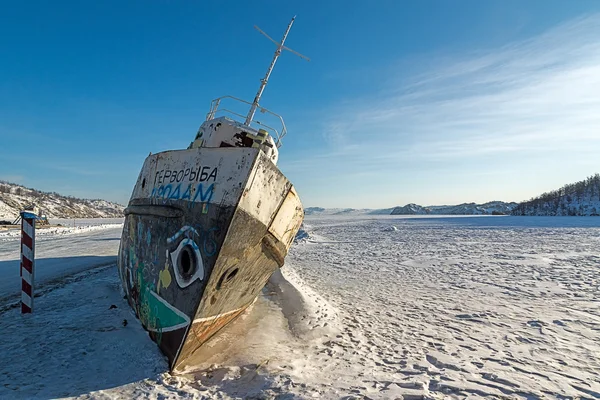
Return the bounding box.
[190,305,250,348]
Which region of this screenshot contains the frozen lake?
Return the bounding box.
[284,215,600,398]
[0,215,599,399]
[0,223,123,301]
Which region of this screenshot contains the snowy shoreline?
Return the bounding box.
[1,215,599,399]
[0,223,123,242]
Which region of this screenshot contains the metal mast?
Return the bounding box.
[245,16,309,126]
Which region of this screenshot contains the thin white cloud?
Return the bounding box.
[290,14,600,174]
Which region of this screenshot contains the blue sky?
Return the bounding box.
[1,1,600,208]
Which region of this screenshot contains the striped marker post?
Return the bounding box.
[20,211,36,314]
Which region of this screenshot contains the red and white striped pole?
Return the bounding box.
[20,211,36,314]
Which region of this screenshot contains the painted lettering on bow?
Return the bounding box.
[154,166,218,185]
[151,183,215,204]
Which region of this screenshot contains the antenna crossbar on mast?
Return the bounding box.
[244,16,309,126]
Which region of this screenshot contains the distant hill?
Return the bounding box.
[512,174,600,216]
[390,201,518,215]
[304,207,329,215]
[304,207,394,216]
[304,202,517,216]
[0,181,124,221]
[305,175,600,217]
[389,203,427,215]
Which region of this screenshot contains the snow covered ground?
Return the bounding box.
[0,222,123,302]
[1,215,600,399]
[0,223,123,243]
[287,216,600,398]
[48,218,125,227]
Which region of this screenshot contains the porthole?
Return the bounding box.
[167,228,205,288]
[177,245,197,279]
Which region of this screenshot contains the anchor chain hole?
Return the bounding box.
[216,267,239,290]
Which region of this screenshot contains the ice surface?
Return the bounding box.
[285,215,600,398]
[0,223,123,242]
[0,223,123,302]
[1,215,600,399]
[0,266,167,399]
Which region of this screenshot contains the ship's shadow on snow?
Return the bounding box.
[0,255,117,306]
[0,264,168,399]
[0,260,336,399]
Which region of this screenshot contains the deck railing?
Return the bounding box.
[206,95,288,148]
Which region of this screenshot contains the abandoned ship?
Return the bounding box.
[117,17,306,371]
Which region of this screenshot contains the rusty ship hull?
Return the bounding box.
[118,145,303,371]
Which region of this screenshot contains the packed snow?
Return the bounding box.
[1,215,600,399]
[0,221,123,243]
[0,221,123,303]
